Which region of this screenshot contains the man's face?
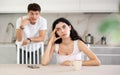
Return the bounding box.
[28,10,40,24]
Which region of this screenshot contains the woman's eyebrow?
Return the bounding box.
[55,27,60,30]
[55,24,66,29]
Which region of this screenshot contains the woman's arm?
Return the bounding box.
[78,40,101,66]
[41,40,55,65]
[41,29,60,65]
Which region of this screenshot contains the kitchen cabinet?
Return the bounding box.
[0,0,27,13]
[0,44,16,64]
[0,0,80,13]
[80,0,119,12]
[0,0,119,13]
[90,47,120,65]
[38,0,80,13]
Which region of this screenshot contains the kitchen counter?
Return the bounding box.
[89,44,120,48]
[0,65,119,75]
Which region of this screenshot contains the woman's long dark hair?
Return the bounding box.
[52,17,85,44]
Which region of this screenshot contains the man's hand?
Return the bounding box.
[21,17,30,27]
[22,39,31,46]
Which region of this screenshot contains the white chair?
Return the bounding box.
[16,42,44,64]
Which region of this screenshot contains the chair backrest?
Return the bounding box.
[16,42,44,64]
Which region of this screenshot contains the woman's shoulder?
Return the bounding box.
[74,39,84,42]
[77,40,87,46]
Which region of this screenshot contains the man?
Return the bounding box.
[16,3,47,64]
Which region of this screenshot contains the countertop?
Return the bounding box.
[0,65,119,75]
[89,44,120,48]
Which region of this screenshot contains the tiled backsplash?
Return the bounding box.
[0,13,117,45]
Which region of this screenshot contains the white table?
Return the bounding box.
[0,65,119,75]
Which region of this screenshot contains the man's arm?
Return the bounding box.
[29,30,46,42]
[16,17,30,42]
[21,30,46,46]
[16,28,24,42]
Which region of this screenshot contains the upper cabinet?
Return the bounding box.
[38,0,80,13]
[80,0,119,13]
[0,0,80,13]
[0,0,27,13]
[0,0,119,13]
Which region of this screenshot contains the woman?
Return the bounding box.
[41,17,101,66]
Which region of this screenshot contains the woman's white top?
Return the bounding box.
[55,40,83,64]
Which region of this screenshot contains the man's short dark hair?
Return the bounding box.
[27,3,41,12]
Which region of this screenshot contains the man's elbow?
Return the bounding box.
[17,39,22,42]
[16,37,22,42]
[38,36,45,42]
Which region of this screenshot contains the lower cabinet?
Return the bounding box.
[0,44,16,64]
[90,47,120,65]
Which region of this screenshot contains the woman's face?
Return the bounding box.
[55,22,71,39]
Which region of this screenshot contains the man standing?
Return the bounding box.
[16,3,47,64]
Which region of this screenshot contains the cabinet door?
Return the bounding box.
[97,56,120,65]
[37,0,80,13]
[91,47,120,65]
[80,0,119,12]
[0,0,80,13]
[0,46,16,64]
[0,0,27,13]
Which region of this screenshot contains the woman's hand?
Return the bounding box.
[60,60,73,66]
[49,29,60,44]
